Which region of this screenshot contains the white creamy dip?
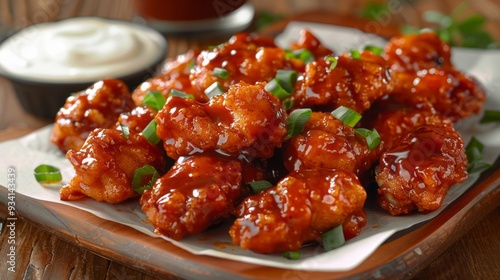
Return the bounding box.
[0,17,166,83]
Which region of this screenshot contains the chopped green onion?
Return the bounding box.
[265,69,298,100]
[331,106,362,127]
[170,89,194,100]
[282,251,301,260]
[132,165,160,194]
[479,110,500,124]
[355,128,381,150]
[141,119,160,145]
[286,108,312,140]
[275,69,297,93]
[265,78,292,100]
[34,164,63,187]
[248,180,273,194]
[322,225,345,251]
[282,98,294,110]
[212,67,229,79]
[325,56,338,69]
[187,59,195,69]
[363,45,384,56]
[119,123,130,139]
[296,49,314,63]
[205,82,225,98]
[465,137,491,173]
[142,90,166,111]
[285,49,315,63]
[349,49,361,59]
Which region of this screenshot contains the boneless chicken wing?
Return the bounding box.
[51,79,135,153]
[387,69,486,122]
[190,33,291,94]
[365,106,454,151]
[284,112,379,178]
[140,153,248,240]
[155,82,287,159]
[289,29,334,58]
[384,32,486,122]
[375,125,468,215]
[383,32,453,72]
[131,50,207,105]
[229,169,366,253]
[60,128,165,203]
[291,51,389,113]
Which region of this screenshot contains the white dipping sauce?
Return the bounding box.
[0,17,166,83]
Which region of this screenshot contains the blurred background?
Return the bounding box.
[1,0,499,45]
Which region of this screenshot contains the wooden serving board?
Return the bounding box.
[1,158,498,279]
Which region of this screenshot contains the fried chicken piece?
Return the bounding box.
[289,29,335,58]
[117,105,156,134]
[51,79,135,153]
[284,112,379,178]
[291,51,389,113]
[383,32,453,72]
[140,153,249,240]
[375,125,468,215]
[61,128,165,203]
[384,32,486,122]
[365,106,454,151]
[155,82,287,160]
[131,50,207,105]
[387,69,486,122]
[190,33,294,94]
[229,169,366,253]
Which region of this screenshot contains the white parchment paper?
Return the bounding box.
[1,22,499,271]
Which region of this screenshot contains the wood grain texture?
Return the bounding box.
[414,207,500,280]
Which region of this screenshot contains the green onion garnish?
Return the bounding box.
[247,180,273,194]
[265,69,298,100]
[142,90,166,111]
[205,81,225,98]
[349,49,361,59]
[141,119,160,145]
[187,59,195,69]
[282,251,301,260]
[34,164,63,187]
[275,69,297,93]
[363,45,384,56]
[212,67,229,79]
[282,98,294,110]
[355,128,381,150]
[479,110,500,124]
[326,56,338,69]
[132,164,160,194]
[170,89,194,99]
[285,49,315,63]
[119,123,130,139]
[322,225,345,251]
[465,136,491,173]
[331,106,362,127]
[285,108,312,140]
[265,78,292,100]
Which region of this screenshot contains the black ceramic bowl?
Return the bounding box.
[0,18,167,120]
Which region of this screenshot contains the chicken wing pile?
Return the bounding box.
[50,29,485,254]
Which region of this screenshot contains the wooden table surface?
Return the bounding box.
[1,0,500,279]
